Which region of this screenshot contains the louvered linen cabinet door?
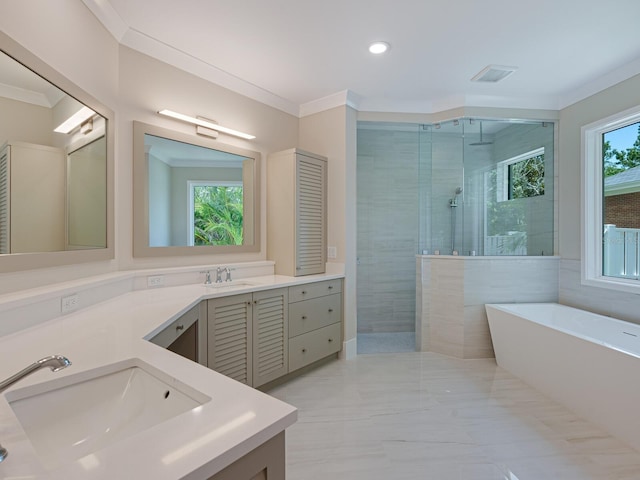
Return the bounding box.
[267,148,327,276]
[251,288,289,388]
[207,293,253,386]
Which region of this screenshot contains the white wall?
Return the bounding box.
[559,73,640,323]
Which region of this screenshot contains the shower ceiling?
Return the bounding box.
[84,0,640,115]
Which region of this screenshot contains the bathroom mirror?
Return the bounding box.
[0,32,114,273]
[133,121,260,257]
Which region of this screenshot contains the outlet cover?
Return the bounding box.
[327,246,337,259]
[147,275,165,287]
[61,294,79,314]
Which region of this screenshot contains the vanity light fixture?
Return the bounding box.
[158,109,256,140]
[368,41,390,54]
[54,106,96,134]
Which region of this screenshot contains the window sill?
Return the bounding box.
[582,275,640,296]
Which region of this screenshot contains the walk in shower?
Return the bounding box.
[357,117,556,354]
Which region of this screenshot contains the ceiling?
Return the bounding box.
[83,0,640,117]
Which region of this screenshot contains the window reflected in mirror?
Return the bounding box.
[133,122,260,257]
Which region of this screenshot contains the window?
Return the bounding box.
[582,105,640,293]
[187,181,243,246]
[496,148,545,202]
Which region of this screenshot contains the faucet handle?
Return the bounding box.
[225,267,234,282]
[199,270,212,285]
[215,267,224,283]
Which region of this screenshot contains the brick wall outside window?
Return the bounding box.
[605,192,640,228]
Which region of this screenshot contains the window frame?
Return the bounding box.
[187,180,243,247]
[581,104,640,294]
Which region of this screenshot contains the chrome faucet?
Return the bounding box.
[0,355,71,463]
[215,267,224,283]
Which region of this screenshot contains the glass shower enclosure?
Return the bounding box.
[419,118,554,256]
[356,117,555,343]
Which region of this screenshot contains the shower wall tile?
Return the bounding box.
[357,129,420,333]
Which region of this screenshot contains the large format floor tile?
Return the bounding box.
[266,352,640,480]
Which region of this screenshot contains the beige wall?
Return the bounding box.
[299,106,358,349]
[0,5,299,293]
[559,73,640,323]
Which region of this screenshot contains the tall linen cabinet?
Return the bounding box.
[267,148,327,276]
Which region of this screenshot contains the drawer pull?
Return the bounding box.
[302,316,307,320]
[328,309,333,313]
[176,324,184,331]
[301,290,307,295]
[328,338,333,343]
[302,348,307,353]
[328,285,333,290]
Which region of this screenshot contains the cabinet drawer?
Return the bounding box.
[288,279,342,303]
[289,322,341,372]
[289,294,341,338]
[150,304,199,349]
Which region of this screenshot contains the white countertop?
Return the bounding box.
[0,273,342,479]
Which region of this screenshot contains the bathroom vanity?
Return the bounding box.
[0,271,343,479]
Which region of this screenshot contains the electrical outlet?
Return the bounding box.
[327,246,337,259]
[147,275,165,287]
[61,294,79,314]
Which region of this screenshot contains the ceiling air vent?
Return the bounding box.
[471,65,518,83]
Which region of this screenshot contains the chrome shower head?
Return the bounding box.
[469,121,493,146]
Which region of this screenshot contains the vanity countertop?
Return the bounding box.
[0,273,343,479]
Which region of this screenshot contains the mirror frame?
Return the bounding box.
[0,32,114,273]
[133,121,261,257]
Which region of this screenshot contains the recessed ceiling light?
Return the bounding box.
[369,42,390,55]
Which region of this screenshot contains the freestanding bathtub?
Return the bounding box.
[486,302,640,452]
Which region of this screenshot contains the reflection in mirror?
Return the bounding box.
[0,49,107,255]
[133,122,260,257]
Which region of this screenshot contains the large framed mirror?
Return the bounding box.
[133,121,260,257]
[0,32,114,273]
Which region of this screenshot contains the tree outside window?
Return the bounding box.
[190,182,243,246]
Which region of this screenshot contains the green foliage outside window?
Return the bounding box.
[509,154,545,199]
[193,186,243,246]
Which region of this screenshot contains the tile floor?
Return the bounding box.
[267,352,640,479]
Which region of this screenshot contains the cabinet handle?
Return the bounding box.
[247,301,252,306]
[328,309,333,313]
[302,348,307,353]
[176,324,184,331]
[328,338,333,343]
[301,316,307,320]
[328,285,333,290]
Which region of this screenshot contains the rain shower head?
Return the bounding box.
[469,121,493,146]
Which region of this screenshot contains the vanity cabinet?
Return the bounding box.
[207,288,288,388]
[149,303,203,364]
[267,148,327,276]
[288,279,342,372]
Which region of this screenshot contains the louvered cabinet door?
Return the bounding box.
[267,148,327,276]
[252,288,288,388]
[207,293,253,385]
[295,154,327,276]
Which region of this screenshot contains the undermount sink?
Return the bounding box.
[206,280,260,289]
[5,358,210,469]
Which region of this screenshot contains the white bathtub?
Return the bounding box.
[486,302,640,452]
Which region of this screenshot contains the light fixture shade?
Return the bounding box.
[54,106,96,134]
[158,109,256,140]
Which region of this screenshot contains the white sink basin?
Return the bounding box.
[5,358,210,469]
[206,280,259,290]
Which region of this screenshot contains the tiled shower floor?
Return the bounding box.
[357,332,416,354]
